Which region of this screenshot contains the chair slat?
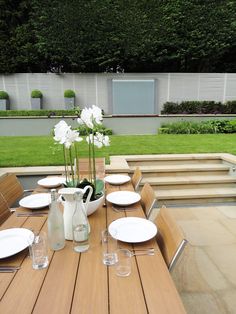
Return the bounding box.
[0,173,24,208]
[131,167,142,191]
[140,182,157,217]
[155,206,188,272]
[0,193,11,225]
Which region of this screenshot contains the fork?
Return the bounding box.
[130,248,155,256]
[0,266,21,272]
[120,248,156,256]
[112,206,138,212]
[16,212,48,217]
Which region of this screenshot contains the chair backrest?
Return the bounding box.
[131,167,142,191]
[155,206,188,272]
[140,182,157,218]
[0,173,24,208]
[0,192,11,225]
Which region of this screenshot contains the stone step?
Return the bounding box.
[155,187,236,201]
[141,175,236,189]
[129,164,230,176]
[125,153,222,164]
[128,158,222,167]
[158,196,236,207]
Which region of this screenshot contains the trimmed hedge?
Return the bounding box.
[159,119,236,134]
[31,90,43,98]
[161,100,236,114]
[77,123,112,135]
[64,89,75,98]
[0,91,9,99]
[0,109,80,117]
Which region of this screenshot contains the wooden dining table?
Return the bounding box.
[0,176,186,314]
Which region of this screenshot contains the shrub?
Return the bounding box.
[224,101,236,114]
[158,119,236,134]
[77,123,112,135]
[64,89,75,98]
[179,101,199,114]
[31,90,43,98]
[0,91,9,99]
[161,102,180,114]
[161,100,236,114]
[224,119,236,133]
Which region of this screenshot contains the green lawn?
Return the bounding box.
[1,134,236,167]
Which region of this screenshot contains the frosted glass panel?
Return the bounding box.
[112,80,155,114]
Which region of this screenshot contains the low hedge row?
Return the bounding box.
[161,101,236,114]
[159,119,236,134]
[0,109,81,117]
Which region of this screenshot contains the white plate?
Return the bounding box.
[106,191,141,206]
[104,175,131,185]
[0,228,34,259]
[37,177,66,188]
[108,217,157,243]
[19,193,51,209]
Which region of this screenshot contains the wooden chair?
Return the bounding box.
[0,173,24,208]
[131,167,142,191]
[0,192,11,225]
[154,206,188,272]
[140,182,158,218]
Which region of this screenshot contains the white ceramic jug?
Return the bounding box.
[58,186,93,240]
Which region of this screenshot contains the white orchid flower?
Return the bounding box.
[64,129,83,148]
[77,118,83,125]
[88,132,110,148]
[80,107,94,129]
[78,105,103,129]
[91,105,103,124]
[103,135,110,146]
[53,120,70,144]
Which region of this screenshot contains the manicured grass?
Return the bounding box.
[1,134,236,167]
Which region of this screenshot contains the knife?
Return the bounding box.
[0,266,20,272]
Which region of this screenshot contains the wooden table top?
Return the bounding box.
[0,179,186,314]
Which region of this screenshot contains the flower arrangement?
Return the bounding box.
[53,105,110,200]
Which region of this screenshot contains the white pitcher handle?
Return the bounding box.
[83,185,93,211]
[58,195,65,204]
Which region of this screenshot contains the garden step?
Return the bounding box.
[129,163,230,175]
[157,196,236,207]
[155,187,236,201]
[141,175,236,188]
[128,158,222,167]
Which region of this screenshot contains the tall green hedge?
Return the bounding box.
[161,101,236,114]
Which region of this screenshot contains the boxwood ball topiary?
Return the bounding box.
[64,89,75,98]
[31,90,43,98]
[0,91,9,99]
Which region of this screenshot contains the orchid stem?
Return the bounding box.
[69,146,75,186]
[63,145,68,182]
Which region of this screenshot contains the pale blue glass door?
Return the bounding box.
[112,79,156,114]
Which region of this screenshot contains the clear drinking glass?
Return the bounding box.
[115,249,132,277]
[101,229,118,265]
[28,231,49,270]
